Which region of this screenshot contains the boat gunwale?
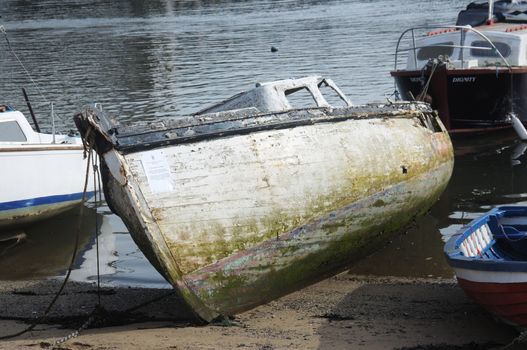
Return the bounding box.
[117,103,431,137]
[76,103,438,155]
[0,145,84,152]
[445,206,527,272]
[446,249,527,271]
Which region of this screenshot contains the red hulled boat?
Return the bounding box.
[444,206,527,328]
[391,1,527,135]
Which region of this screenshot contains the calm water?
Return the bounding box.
[1,0,524,286]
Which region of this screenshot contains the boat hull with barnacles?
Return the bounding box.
[445,206,527,329]
[74,76,454,321]
[391,1,527,134]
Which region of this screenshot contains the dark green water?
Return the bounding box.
[1,0,523,286]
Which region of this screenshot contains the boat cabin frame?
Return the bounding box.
[0,111,47,144]
[0,110,78,145]
[195,76,353,115]
[394,25,513,71]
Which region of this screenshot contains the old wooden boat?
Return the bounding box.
[0,107,94,229]
[391,0,527,134]
[74,76,454,321]
[444,206,527,328]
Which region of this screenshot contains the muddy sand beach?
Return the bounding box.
[0,273,522,350]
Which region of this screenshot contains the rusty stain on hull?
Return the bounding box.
[75,77,454,322]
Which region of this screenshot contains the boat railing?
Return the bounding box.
[393,25,511,71]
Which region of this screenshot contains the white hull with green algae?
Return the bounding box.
[74,77,453,322]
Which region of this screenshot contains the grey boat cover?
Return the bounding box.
[457,0,527,26]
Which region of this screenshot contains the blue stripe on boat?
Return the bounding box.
[0,191,95,211]
[445,255,527,272]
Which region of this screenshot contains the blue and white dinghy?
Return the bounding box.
[444,206,527,328]
[0,107,94,229]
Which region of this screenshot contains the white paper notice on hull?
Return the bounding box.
[140,150,174,193]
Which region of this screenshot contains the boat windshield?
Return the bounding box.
[417,42,455,61]
[393,26,512,71]
[284,86,317,109]
[470,40,511,57]
[318,82,349,107]
[0,120,27,142]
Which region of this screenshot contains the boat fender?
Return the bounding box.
[510,114,527,141]
[477,228,489,254]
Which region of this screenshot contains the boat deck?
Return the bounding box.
[81,102,439,154]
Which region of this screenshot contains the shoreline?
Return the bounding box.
[0,273,521,350]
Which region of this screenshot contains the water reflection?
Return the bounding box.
[0,0,465,133]
[3,136,527,283]
[68,207,169,288]
[350,133,527,278]
[0,230,26,256]
[1,0,527,284]
[0,204,168,288]
[0,206,96,280]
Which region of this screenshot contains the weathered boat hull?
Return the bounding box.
[76,103,453,321]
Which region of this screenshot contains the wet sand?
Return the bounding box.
[0,273,521,350]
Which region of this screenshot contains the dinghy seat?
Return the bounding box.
[459,221,494,258]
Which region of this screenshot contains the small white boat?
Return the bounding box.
[0,106,94,229]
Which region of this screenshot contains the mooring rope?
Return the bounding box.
[416,59,438,102]
[54,123,176,345]
[500,330,527,350]
[0,140,95,340]
[498,225,527,242]
[1,116,182,344]
[93,152,102,306]
[50,129,103,346]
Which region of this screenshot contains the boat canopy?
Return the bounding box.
[394,24,527,70]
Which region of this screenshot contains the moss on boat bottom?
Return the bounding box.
[182,160,452,315]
